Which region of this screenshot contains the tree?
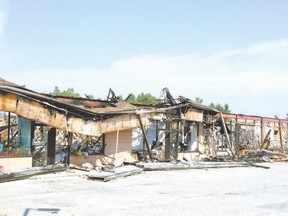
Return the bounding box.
[209,102,231,113]
[126,94,137,103]
[223,103,231,113]
[51,86,61,96]
[136,93,157,105]
[50,86,80,98]
[125,92,157,105]
[85,94,94,99]
[195,97,203,104]
[209,102,216,109]
[116,95,123,101]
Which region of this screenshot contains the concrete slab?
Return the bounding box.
[87,165,143,182]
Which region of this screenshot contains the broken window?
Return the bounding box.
[70,133,104,156]
[0,112,32,157]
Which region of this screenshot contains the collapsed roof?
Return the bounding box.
[0,78,219,137]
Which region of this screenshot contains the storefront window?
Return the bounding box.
[0,112,32,157]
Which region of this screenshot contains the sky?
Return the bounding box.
[0,0,287,118]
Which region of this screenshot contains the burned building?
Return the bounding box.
[1,78,288,173]
[0,78,158,169]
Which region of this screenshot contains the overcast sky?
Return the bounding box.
[0,0,288,118]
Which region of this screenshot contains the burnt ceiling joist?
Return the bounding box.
[0,85,154,136]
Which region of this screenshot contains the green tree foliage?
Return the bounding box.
[126,93,157,105]
[195,97,203,104]
[194,96,231,113]
[50,86,80,98]
[116,95,123,101]
[126,94,137,103]
[137,92,157,105]
[52,86,61,95]
[209,102,231,113]
[85,94,94,99]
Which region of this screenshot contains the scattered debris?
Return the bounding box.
[1,78,288,182]
[81,162,94,170]
[0,165,66,183]
[240,149,288,163]
[136,161,250,171]
[87,165,143,182]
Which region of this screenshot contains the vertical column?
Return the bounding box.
[260,118,264,144]
[115,130,119,159]
[47,128,56,165]
[279,120,283,152]
[211,121,216,157]
[102,134,106,154]
[235,125,240,162]
[174,121,179,159]
[252,120,255,149]
[155,120,159,145]
[6,112,11,155]
[138,116,153,161]
[67,132,73,166]
[30,121,35,155]
[165,121,171,160]
[7,112,11,148]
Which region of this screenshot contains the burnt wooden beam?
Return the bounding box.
[219,113,234,156]
[173,121,179,159]
[0,91,154,137]
[235,125,240,162]
[67,132,73,166]
[278,120,283,152]
[47,128,56,165]
[0,165,66,183]
[155,120,159,145]
[165,121,171,160]
[51,97,111,108]
[7,112,10,148]
[137,115,153,161]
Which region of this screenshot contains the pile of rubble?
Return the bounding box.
[240,149,288,163]
[73,156,125,172]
